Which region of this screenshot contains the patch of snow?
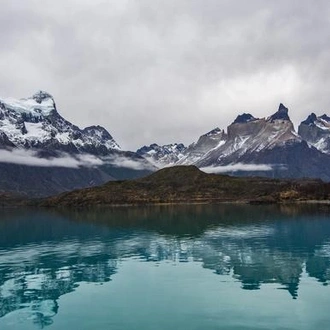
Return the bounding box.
[25,122,49,141]
[56,132,71,144]
[315,121,330,130]
[0,96,55,117]
[313,138,327,151]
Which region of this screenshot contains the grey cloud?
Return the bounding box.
[201,163,273,173]
[0,149,153,171]
[0,149,103,168]
[105,155,155,171]
[1,1,330,149]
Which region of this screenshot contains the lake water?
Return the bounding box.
[0,204,330,329]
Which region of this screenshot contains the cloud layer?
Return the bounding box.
[0,148,154,170]
[0,149,103,168]
[104,155,155,171]
[201,163,273,173]
[1,1,330,149]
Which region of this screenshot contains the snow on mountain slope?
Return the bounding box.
[0,91,120,154]
[136,143,186,167]
[298,113,330,154]
[177,127,227,165]
[1,91,55,116]
[141,104,307,173]
[182,104,330,181]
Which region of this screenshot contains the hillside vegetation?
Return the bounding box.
[41,166,330,207]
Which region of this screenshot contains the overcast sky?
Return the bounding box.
[1,0,330,150]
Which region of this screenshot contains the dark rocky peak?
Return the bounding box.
[320,114,330,122]
[32,91,54,103]
[301,113,317,126]
[137,143,186,154]
[83,125,110,136]
[204,127,221,136]
[83,125,114,140]
[233,113,257,124]
[202,127,222,137]
[268,103,290,122]
[175,143,186,152]
[278,103,288,111]
[136,145,152,154]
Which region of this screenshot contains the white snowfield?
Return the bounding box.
[2,95,55,116]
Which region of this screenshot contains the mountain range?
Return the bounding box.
[2,91,330,197]
[139,104,330,181]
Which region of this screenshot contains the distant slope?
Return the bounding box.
[178,128,227,165]
[0,162,112,197]
[41,166,330,207]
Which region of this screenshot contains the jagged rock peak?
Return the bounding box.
[278,103,288,111]
[31,91,54,103]
[173,143,186,149]
[301,113,317,125]
[300,113,330,126]
[233,113,257,124]
[138,142,186,152]
[83,125,112,135]
[136,143,186,167]
[0,91,121,153]
[268,103,290,121]
[320,114,330,122]
[203,127,223,137]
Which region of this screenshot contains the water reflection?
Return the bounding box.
[0,204,330,326]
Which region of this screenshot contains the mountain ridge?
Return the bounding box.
[142,104,330,182]
[0,90,121,154]
[3,91,330,198]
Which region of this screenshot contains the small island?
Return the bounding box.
[35,166,330,208]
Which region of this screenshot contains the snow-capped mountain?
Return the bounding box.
[0,91,154,196]
[176,104,301,168]
[143,104,330,181]
[136,143,186,166]
[196,103,302,167]
[0,91,120,154]
[193,104,330,180]
[298,113,330,154]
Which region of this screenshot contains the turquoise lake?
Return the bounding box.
[0,204,330,329]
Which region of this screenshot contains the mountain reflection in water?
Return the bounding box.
[0,204,330,328]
